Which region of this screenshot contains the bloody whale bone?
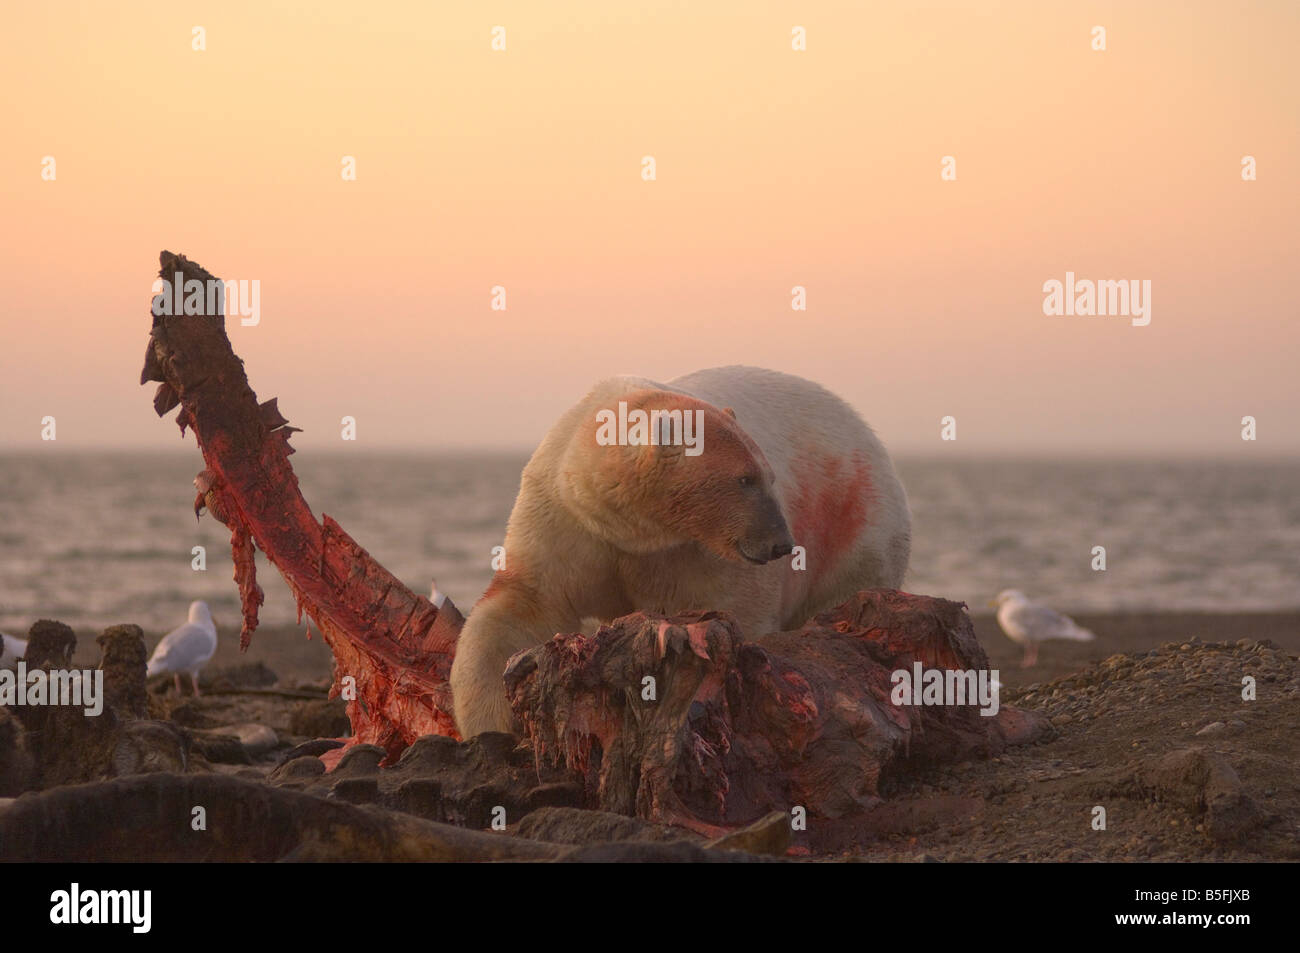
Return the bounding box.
[141,251,465,757]
[505,591,1052,834]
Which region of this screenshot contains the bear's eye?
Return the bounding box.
[738,475,754,487]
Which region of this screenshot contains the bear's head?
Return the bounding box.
[563,388,795,564]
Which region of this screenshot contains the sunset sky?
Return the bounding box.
[2,1,1296,456]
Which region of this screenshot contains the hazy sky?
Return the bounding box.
[2,1,1296,457]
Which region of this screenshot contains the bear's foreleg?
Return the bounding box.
[449,578,579,738]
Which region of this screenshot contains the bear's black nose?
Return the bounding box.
[770,541,794,560]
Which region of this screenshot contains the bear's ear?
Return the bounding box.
[723,406,737,420]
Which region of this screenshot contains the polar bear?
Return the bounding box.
[449,365,911,737]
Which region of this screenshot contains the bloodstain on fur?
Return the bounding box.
[787,450,874,573]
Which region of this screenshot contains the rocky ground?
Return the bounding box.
[1,611,1297,861]
[820,635,1299,861]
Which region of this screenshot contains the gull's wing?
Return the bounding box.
[1005,601,1090,642]
[147,621,217,674]
[2,633,27,667]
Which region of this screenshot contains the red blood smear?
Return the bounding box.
[787,450,874,573]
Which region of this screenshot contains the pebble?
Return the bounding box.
[1196,721,1227,736]
[220,722,280,755]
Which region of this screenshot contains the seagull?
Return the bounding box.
[988,589,1095,667]
[1,631,27,669]
[147,601,218,695]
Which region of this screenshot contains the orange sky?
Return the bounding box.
[1,1,1297,456]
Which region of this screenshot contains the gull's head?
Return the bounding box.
[188,600,213,625]
[989,589,1027,608]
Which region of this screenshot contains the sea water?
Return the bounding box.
[1,452,1296,636]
